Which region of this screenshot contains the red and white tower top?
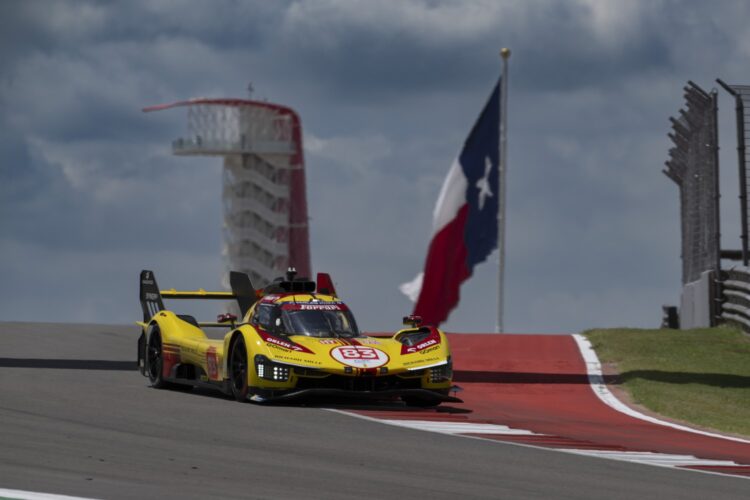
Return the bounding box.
[144,98,311,286]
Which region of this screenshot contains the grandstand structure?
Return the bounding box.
[144,98,311,289]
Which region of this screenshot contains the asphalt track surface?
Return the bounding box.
[1,323,749,499]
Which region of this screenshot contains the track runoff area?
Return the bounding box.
[337,333,750,478]
[1,324,749,500]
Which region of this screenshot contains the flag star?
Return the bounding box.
[476,156,494,210]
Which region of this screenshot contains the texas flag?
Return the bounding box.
[400,79,501,326]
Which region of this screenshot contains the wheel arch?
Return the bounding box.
[223,329,247,380]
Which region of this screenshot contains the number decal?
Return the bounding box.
[331,346,389,368]
[339,347,377,359]
[339,347,359,359]
[359,348,377,359]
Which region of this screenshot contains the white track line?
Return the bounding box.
[572,334,750,444]
[0,488,98,500]
[560,450,740,468]
[369,419,539,435]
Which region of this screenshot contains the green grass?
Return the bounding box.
[585,326,750,437]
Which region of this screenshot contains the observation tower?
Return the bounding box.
[144,98,311,288]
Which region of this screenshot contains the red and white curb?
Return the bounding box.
[330,411,749,474]
[571,334,750,445]
[329,333,750,479]
[0,489,97,500]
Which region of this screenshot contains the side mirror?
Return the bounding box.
[403,315,423,328]
[217,313,237,326]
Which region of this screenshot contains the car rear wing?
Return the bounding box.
[139,269,257,323]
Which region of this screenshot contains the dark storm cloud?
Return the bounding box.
[262,1,672,103]
[0,0,281,54]
[509,9,671,91]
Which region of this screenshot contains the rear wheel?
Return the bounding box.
[229,335,249,402]
[137,332,146,375]
[146,327,168,388]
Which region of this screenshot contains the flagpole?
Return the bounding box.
[497,48,510,334]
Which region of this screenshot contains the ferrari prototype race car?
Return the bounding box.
[137,268,461,406]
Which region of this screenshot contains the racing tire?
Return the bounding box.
[146,327,169,389]
[137,332,146,376]
[229,335,250,402]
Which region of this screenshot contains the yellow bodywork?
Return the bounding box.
[140,292,453,398]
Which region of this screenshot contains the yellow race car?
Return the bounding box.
[137,268,461,406]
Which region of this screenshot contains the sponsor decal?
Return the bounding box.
[401,329,442,354]
[160,345,180,378]
[267,343,291,352]
[162,351,180,362]
[358,338,381,345]
[274,355,323,366]
[300,304,341,311]
[258,331,313,353]
[206,347,219,379]
[282,302,347,312]
[403,356,442,367]
[161,343,182,365]
[421,356,441,364]
[319,339,339,345]
[145,292,159,301]
[421,345,440,355]
[330,346,389,369]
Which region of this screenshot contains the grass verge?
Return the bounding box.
[584,326,750,438]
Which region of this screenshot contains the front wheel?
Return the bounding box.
[229,335,249,402]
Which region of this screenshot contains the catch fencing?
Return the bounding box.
[717,81,750,266]
[716,81,750,332]
[664,82,721,327]
[664,82,721,286]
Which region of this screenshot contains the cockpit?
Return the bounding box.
[252,302,360,338]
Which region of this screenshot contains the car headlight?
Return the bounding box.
[254,355,291,382]
[429,357,452,383]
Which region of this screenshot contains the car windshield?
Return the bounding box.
[281,309,359,338]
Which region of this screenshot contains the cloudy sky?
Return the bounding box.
[1,0,749,333]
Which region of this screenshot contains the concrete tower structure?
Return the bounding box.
[144,98,311,288]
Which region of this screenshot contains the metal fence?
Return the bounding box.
[717,80,750,266]
[715,81,750,332]
[663,82,721,288]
